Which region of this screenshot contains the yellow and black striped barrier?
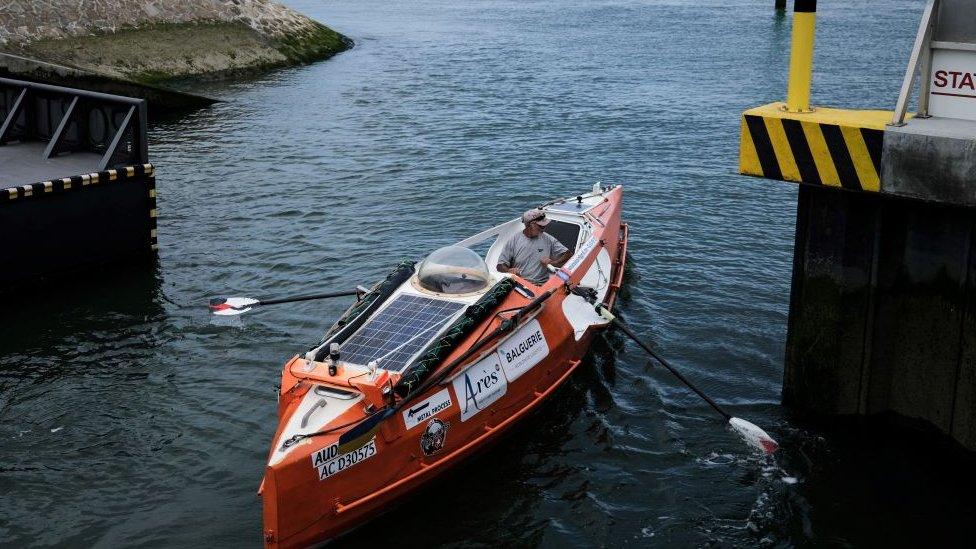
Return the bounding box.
[739,0,904,194]
[739,103,896,192]
[1,163,157,249]
[0,163,154,201]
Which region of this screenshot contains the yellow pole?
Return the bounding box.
[786,0,817,113]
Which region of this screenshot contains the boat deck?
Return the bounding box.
[0,142,102,188]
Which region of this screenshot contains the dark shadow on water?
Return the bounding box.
[765,412,976,547]
[0,260,166,377]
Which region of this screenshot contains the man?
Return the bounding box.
[496,209,574,285]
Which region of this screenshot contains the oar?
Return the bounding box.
[574,288,779,454]
[208,288,366,316]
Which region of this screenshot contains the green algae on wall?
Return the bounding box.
[8,20,350,85]
[273,20,350,64]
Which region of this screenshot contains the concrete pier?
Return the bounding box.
[740,0,976,451]
[785,185,975,449]
[0,78,156,291]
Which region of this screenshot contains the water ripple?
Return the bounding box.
[4,0,970,547]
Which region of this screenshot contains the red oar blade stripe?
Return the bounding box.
[760,437,780,454]
[208,297,260,315]
[729,417,779,455]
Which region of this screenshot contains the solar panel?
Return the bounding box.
[339,293,466,372]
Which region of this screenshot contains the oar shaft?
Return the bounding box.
[611,317,731,421]
[258,289,361,306]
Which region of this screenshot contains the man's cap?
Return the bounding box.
[522,209,550,226]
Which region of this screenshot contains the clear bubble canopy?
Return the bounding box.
[417,245,491,294]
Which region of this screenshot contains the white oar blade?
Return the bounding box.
[728,417,779,454]
[209,297,260,316]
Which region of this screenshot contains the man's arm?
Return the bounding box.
[540,235,572,268]
[496,238,521,276]
[539,248,573,268]
[551,247,574,267]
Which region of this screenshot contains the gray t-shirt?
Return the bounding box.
[497,231,569,285]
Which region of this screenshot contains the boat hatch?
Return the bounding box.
[339,294,465,372]
[544,220,582,251]
[417,245,492,294]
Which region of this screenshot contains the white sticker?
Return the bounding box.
[401,388,454,430]
[497,319,550,382]
[313,438,377,481]
[452,353,507,421]
[311,442,340,467]
[564,237,597,273]
[929,49,976,121]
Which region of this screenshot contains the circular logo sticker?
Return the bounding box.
[420,418,449,456]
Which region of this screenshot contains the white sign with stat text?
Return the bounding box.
[929,49,976,121]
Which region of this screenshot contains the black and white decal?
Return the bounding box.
[451,353,507,421]
[311,438,378,481]
[497,319,550,382]
[420,418,449,456]
[401,388,454,430]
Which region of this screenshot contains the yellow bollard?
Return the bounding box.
[786,0,817,113]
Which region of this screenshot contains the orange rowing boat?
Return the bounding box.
[259,184,628,547]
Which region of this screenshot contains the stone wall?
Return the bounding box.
[0,0,350,87]
[0,0,320,45]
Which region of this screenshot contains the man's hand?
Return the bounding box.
[497,263,520,276]
[539,256,553,267]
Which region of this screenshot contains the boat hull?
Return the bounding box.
[262,187,628,548]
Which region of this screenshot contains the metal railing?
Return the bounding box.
[0,77,148,171]
[891,0,939,126]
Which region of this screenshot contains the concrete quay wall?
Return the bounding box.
[784,185,976,451]
[0,0,322,46]
[0,164,158,291]
[0,1,351,86]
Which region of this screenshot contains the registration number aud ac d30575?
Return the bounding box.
[315,439,377,481]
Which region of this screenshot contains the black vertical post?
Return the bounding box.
[776,0,787,9]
